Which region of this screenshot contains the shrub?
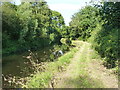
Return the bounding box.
[60,38,71,46]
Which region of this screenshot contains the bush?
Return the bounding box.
[60,38,71,46]
[61,44,69,52]
[90,23,119,68]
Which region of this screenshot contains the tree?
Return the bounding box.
[49,10,65,44]
[2,2,21,41]
[2,1,66,55]
[69,5,100,40]
[93,2,120,68]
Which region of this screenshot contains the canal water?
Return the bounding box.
[2,47,54,88]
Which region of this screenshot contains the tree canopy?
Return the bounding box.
[2,1,119,68]
[2,1,65,55]
[69,2,119,68]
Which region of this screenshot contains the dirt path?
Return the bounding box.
[53,41,118,88]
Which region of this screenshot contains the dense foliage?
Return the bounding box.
[2,1,119,88]
[2,1,119,68]
[93,2,119,68]
[69,5,100,40]
[69,2,119,68]
[2,1,65,56]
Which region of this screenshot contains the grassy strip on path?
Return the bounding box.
[54,41,104,88]
[54,41,118,88]
[20,40,118,88]
[86,43,118,88]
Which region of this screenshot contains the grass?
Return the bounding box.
[25,47,78,88]
[26,72,52,88]
[4,41,117,88]
[55,42,104,88]
[27,41,118,88]
[76,45,104,88]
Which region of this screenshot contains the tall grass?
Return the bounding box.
[25,48,78,88]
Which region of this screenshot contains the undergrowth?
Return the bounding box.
[26,47,77,88]
[3,47,78,88]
